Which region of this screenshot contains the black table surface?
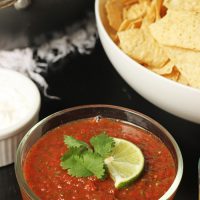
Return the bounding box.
[0,41,200,200]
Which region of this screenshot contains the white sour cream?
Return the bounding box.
[0,74,31,130]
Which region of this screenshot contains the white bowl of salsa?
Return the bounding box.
[15,105,183,200]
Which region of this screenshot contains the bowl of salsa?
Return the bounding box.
[15,105,183,200]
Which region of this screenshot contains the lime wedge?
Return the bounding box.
[104,138,145,189]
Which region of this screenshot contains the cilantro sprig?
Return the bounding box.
[60,132,115,179]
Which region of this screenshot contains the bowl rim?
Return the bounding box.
[15,104,183,200]
[0,68,41,140]
[94,0,200,95]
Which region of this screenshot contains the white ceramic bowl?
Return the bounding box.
[0,68,41,167]
[95,0,200,124]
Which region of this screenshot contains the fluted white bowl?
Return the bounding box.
[0,68,41,166]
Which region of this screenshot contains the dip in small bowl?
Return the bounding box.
[0,68,40,167]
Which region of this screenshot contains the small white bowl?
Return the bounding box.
[0,68,41,167]
[95,0,200,124]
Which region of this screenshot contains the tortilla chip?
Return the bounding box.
[143,0,156,24]
[150,10,200,51]
[133,18,143,28]
[151,60,175,75]
[163,67,180,81]
[105,0,123,31]
[118,19,138,32]
[139,0,151,3]
[164,47,200,66]
[164,47,200,88]
[110,32,119,43]
[151,59,180,81]
[118,19,132,32]
[123,2,148,21]
[154,0,164,20]
[118,26,169,68]
[120,0,138,6]
[164,0,200,12]
[176,63,200,88]
[177,74,189,86]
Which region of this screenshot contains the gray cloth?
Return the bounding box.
[0,13,97,99]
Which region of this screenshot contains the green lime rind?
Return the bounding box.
[114,169,144,189]
[104,138,145,189]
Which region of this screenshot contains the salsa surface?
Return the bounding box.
[24,118,176,200]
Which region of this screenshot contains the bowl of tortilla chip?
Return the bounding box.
[95,0,200,124]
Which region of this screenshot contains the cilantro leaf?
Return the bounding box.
[61,147,82,166]
[90,132,115,158]
[61,148,105,179]
[61,133,115,179]
[61,154,93,177]
[82,151,105,179]
[64,136,89,149]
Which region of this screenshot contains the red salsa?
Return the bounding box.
[24,118,176,200]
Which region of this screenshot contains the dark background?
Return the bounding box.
[0,0,200,199]
[0,0,92,49]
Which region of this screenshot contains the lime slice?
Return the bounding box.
[104,138,145,189]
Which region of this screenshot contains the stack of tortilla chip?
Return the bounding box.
[105,0,200,89]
